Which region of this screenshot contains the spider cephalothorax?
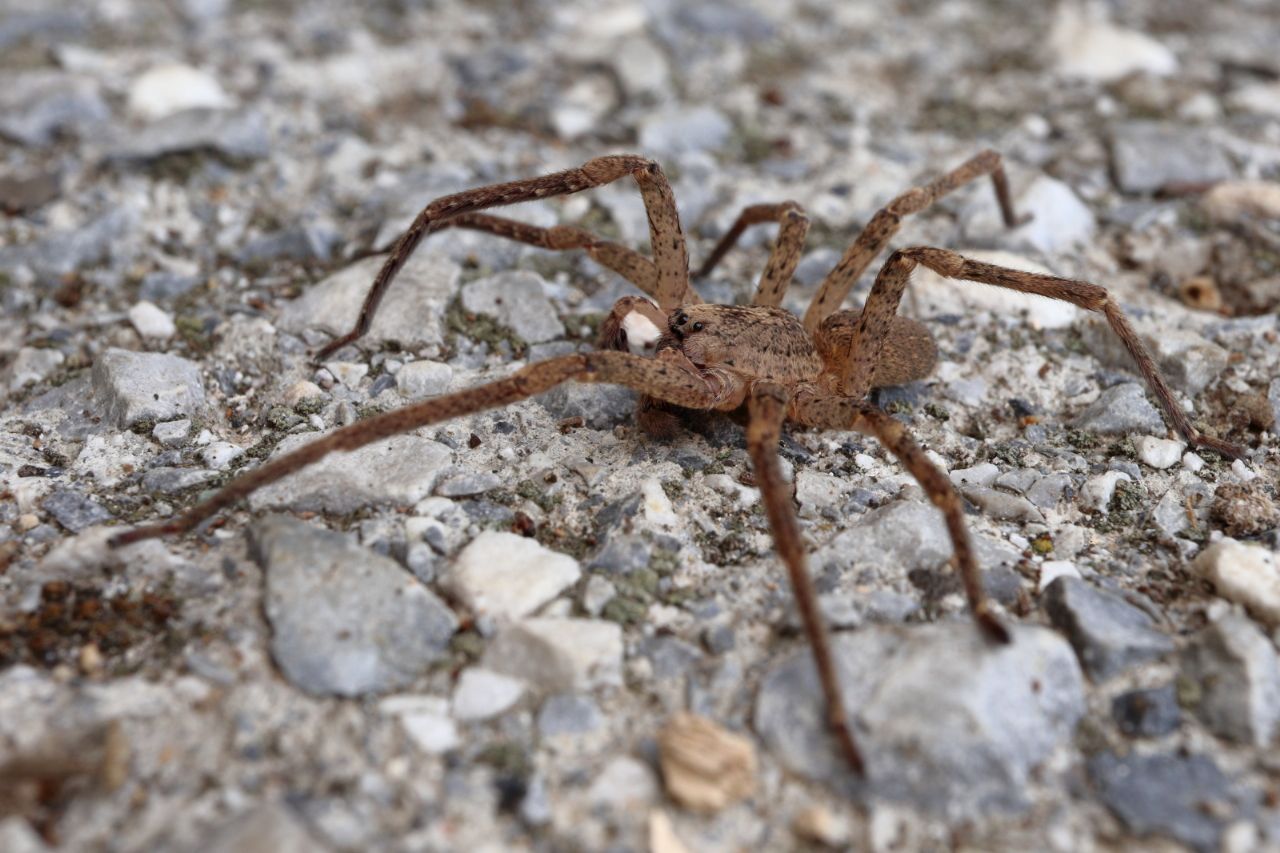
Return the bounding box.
[109,151,1244,773]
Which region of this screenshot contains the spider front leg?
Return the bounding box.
[746,383,864,773]
[791,389,1011,642]
[804,149,1027,333]
[315,155,692,360]
[695,201,810,307]
[841,247,1245,458]
[109,351,732,547]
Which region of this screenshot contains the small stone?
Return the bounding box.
[445,531,581,621]
[1154,488,1191,537]
[1230,81,1280,117]
[1110,122,1234,195]
[950,463,998,488]
[1026,473,1074,509]
[657,712,756,814]
[1195,539,1280,627]
[252,515,458,695]
[792,804,849,848]
[323,361,367,388]
[587,755,658,812]
[795,470,847,519]
[1088,751,1247,852]
[582,575,616,617]
[1049,4,1177,82]
[92,348,205,428]
[1183,452,1205,473]
[0,170,59,215]
[1135,435,1185,469]
[1038,560,1081,592]
[142,467,218,495]
[536,383,637,429]
[483,618,623,692]
[755,625,1084,815]
[1073,384,1164,436]
[1180,614,1280,746]
[152,419,190,447]
[396,360,453,399]
[535,693,602,736]
[1112,685,1181,738]
[381,696,459,754]
[1211,483,1280,538]
[17,513,39,532]
[41,489,114,533]
[278,252,460,351]
[451,668,525,721]
[1042,576,1174,680]
[5,347,64,391]
[249,431,451,514]
[127,63,234,120]
[0,73,109,147]
[638,105,732,157]
[460,271,564,344]
[200,441,243,470]
[1202,181,1280,224]
[965,175,1096,255]
[108,108,270,162]
[434,470,502,497]
[960,486,1045,523]
[1080,471,1131,513]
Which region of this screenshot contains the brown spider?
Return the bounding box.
[109,151,1244,773]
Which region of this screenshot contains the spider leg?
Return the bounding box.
[695,202,810,307]
[108,351,730,547]
[315,155,692,360]
[790,390,1011,643]
[803,149,1025,334]
[745,383,863,774]
[840,246,1245,458]
[439,213,702,306]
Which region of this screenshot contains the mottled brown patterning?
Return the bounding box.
[109,150,1246,775]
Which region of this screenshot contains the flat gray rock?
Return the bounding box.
[91,348,206,428]
[1180,614,1280,747]
[460,270,564,345]
[248,431,452,514]
[41,489,114,532]
[1073,383,1165,436]
[107,108,270,161]
[251,515,457,696]
[754,624,1084,818]
[278,251,460,352]
[1042,576,1174,680]
[1109,122,1234,194]
[537,383,637,430]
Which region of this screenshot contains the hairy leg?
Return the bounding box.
[803,149,1025,333]
[315,155,692,360]
[746,383,863,773]
[109,351,730,547]
[695,202,810,307]
[839,246,1244,458]
[791,390,1011,643]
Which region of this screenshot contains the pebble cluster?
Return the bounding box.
[2,1,1279,850]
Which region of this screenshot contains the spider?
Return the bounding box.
[109,151,1244,773]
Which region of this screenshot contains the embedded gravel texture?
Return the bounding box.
[2,1,1280,850]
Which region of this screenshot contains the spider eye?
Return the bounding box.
[692,321,704,332]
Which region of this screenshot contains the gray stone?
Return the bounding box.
[0,73,108,146]
[537,383,637,430]
[754,624,1084,817]
[238,225,338,265]
[108,108,270,161]
[638,105,732,157]
[960,486,1045,523]
[5,347,64,392]
[1081,321,1229,396]
[483,618,623,692]
[1112,685,1182,738]
[1026,473,1074,509]
[248,431,452,514]
[950,463,999,488]
[994,468,1040,495]
[1180,614,1280,747]
[396,360,453,399]
[434,470,501,497]
[41,490,113,532]
[0,207,138,286]
[1110,122,1234,194]
[1073,384,1164,436]
[142,466,219,495]
[278,252,460,352]
[460,271,564,345]
[91,349,205,429]
[587,533,651,574]
[536,693,603,737]
[152,419,191,448]
[1042,577,1174,680]
[251,515,457,696]
[1088,751,1251,852]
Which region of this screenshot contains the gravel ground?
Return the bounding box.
[2,1,1280,850]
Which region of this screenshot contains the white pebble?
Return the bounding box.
[128,301,176,339]
[1195,539,1280,626]
[127,63,234,120]
[1231,459,1259,482]
[1039,560,1082,592]
[201,441,244,470]
[445,531,581,621]
[642,478,679,527]
[1080,471,1131,512]
[451,668,526,721]
[1182,452,1205,473]
[1135,435,1185,469]
[381,696,459,754]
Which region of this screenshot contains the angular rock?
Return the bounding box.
[91,348,205,428]
[142,466,218,495]
[536,693,603,736]
[248,431,451,514]
[152,419,190,447]
[451,668,525,722]
[251,515,457,695]
[754,624,1084,816]
[396,360,453,399]
[483,618,623,692]
[638,105,732,158]
[433,470,501,497]
[1180,614,1280,746]
[108,108,270,161]
[1110,122,1234,195]
[1088,751,1252,852]
[277,252,460,351]
[1073,384,1164,435]
[1042,576,1174,680]
[460,271,564,344]
[5,347,64,392]
[380,696,459,754]
[537,383,637,429]
[41,490,114,533]
[444,531,581,621]
[0,207,137,286]
[1026,473,1074,509]
[1112,685,1181,738]
[1195,539,1280,627]
[0,73,108,146]
[1135,435,1184,469]
[960,486,1045,523]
